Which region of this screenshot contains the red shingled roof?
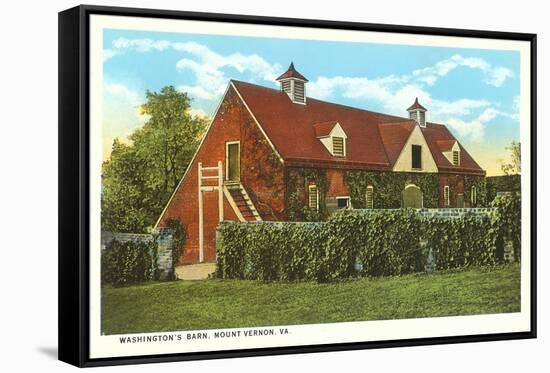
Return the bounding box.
[313,121,340,137]
[422,123,484,174]
[378,121,416,166]
[231,80,484,175]
[276,62,309,82]
[436,139,457,152]
[407,97,427,111]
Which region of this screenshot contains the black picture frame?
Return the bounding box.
[58,4,537,367]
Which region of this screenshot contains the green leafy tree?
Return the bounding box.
[102,86,208,232]
[500,141,521,175]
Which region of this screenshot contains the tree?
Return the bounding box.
[500,141,521,175]
[102,86,208,233]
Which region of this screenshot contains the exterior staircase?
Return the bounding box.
[224,183,262,222]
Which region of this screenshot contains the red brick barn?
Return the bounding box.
[156,63,486,265]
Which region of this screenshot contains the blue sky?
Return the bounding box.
[102,29,520,175]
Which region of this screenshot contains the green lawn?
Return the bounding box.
[102,264,520,335]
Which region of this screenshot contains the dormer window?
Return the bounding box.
[314,121,348,157]
[453,150,460,166]
[276,62,308,105]
[332,136,345,157]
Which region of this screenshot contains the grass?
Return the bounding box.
[102,263,520,335]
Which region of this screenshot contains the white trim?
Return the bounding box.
[198,162,204,263]
[318,122,348,156]
[444,185,450,206]
[230,81,285,163]
[308,184,319,210]
[332,136,346,157]
[218,161,224,222]
[366,185,374,209]
[471,185,477,206]
[279,77,307,104]
[225,141,240,182]
[453,149,460,166]
[335,196,351,209]
[223,186,246,222]
[153,83,232,229]
[442,141,460,165]
[239,185,262,221]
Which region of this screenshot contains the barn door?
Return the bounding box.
[226,142,240,182]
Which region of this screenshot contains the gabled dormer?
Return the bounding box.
[437,140,461,166]
[314,121,347,157]
[407,97,428,128]
[276,62,308,105]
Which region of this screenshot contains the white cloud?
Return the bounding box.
[445,108,500,142]
[103,49,119,62]
[308,69,510,142]
[108,38,281,101]
[105,38,516,142]
[412,54,513,87]
[188,107,210,118]
[486,67,514,87]
[112,37,171,52]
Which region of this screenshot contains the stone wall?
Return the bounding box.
[418,207,495,219]
[101,231,174,280]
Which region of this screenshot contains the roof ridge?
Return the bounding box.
[231,79,410,122]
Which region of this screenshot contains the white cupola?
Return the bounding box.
[276,62,308,105]
[407,97,428,128]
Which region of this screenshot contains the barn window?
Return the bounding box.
[332,136,345,156]
[444,185,450,206]
[308,185,319,210]
[336,196,351,209]
[471,186,477,206]
[453,150,460,166]
[366,186,374,209]
[412,145,422,169]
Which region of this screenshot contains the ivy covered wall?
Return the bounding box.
[464,175,488,207]
[285,167,330,221]
[344,170,440,208]
[284,167,488,221]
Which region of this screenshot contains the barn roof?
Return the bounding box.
[231,80,485,175]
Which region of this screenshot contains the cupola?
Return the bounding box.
[276,62,308,104]
[407,98,428,128]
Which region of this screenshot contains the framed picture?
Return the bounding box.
[58,4,537,367]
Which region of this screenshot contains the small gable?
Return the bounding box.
[313,121,348,157]
[392,125,438,172]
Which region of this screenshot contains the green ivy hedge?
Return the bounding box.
[486,175,521,204]
[101,239,159,286]
[216,194,520,282]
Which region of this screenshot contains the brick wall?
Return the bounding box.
[157,85,285,264]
